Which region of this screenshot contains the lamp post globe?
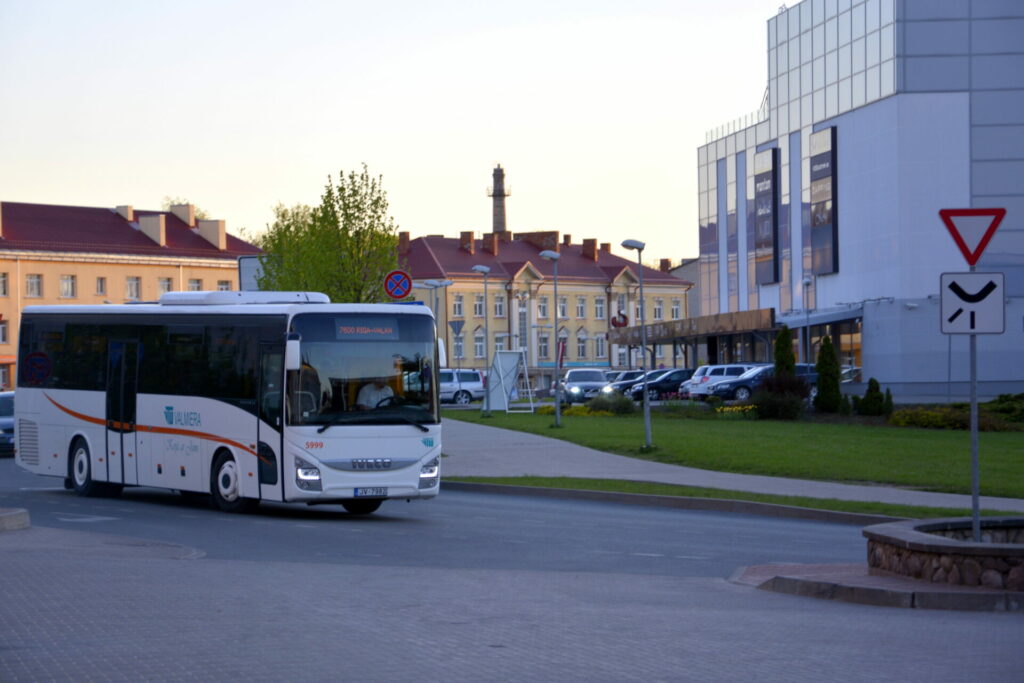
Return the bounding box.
[621,239,652,449]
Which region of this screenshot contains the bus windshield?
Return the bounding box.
[287,312,438,429]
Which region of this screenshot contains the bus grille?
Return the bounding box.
[18,419,39,466]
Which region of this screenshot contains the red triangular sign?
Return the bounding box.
[939,208,1006,266]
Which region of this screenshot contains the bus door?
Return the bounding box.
[106,340,140,486]
[257,343,284,501]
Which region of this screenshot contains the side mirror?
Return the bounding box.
[285,333,301,371]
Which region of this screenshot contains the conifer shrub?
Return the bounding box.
[813,334,842,413]
[858,378,887,416]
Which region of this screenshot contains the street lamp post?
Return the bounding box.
[539,250,561,427]
[622,239,652,450]
[472,265,491,416]
[802,275,813,364]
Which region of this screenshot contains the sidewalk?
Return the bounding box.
[440,417,1024,611]
[441,418,1024,513]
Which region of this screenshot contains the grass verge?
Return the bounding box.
[446,476,1021,519]
[442,409,1024,499]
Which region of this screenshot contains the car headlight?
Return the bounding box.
[419,457,440,489]
[569,386,581,394]
[294,454,322,491]
[601,385,614,393]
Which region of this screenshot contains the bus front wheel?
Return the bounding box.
[210,451,257,513]
[70,439,102,497]
[342,499,383,515]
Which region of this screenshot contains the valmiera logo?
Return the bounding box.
[164,406,202,427]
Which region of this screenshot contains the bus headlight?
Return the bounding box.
[294,455,322,491]
[419,457,439,489]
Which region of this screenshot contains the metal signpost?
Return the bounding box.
[938,208,1006,541]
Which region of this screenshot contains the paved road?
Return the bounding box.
[2,460,1023,681]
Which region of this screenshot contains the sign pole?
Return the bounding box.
[969,259,980,542]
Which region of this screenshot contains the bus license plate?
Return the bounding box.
[355,487,388,497]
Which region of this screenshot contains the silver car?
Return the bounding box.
[560,369,611,403]
[438,369,486,405]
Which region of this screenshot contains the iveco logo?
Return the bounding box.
[351,458,392,470]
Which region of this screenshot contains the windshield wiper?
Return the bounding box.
[316,412,431,433]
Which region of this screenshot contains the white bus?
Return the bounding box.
[15,291,441,515]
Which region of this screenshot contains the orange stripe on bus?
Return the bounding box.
[44,393,270,464]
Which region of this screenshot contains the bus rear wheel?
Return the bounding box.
[342,499,383,515]
[210,451,257,513]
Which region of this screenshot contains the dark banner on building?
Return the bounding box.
[753,148,779,285]
[810,127,838,274]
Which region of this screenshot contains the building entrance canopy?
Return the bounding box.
[608,308,776,346]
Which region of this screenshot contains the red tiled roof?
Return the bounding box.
[0,202,261,259]
[405,234,690,286]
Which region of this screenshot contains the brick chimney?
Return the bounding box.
[170,203,196,227]
[116,205,134,221]
[488,165,510,233]
[516,230,560,253]
[197,219,226,250]
[660,258,672,273]
[139,214,166,247]
[562,234,572,246]
[482,232,499,255]
[600,243,611,253]
[398,231,410,254]
[460,231,476,254]
[582,238,598,262]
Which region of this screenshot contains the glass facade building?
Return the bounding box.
[697,0,1024,398]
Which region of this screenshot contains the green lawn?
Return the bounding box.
[443,410,1024,499]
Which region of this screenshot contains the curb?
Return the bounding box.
[731,564,1024,612]
[441,481,902,526]
[0,507,31,532]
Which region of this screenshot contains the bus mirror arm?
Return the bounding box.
[285,337,302,371]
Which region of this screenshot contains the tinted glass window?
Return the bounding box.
[709,368,725,376]
[458,371,479,383]
[439,371,453,382]
[726,367,746,376]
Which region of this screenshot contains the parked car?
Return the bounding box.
[710,363,819,402]
[628,368,695,401]
[678,365,711,398]
[601,370,646,396]
[0,391,13,457]
[438,369,486,404]
[687,363,765,400]
[560,368,612,403]
[622,369,669,399]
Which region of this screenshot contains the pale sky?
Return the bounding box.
[1,0,779,263]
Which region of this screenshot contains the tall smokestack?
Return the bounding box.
[488,164,510,233]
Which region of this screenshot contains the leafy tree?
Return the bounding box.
[255,165,399,302]
[813,334,842,413]
[774,325,796,377]
[161,197,210,219]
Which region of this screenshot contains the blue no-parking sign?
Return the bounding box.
[384,270,412,299]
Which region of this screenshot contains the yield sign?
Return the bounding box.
[939,208,1006,266]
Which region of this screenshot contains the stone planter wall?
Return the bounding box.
[863,517,1024,591]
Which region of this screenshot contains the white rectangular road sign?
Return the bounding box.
[940,272,1005,334]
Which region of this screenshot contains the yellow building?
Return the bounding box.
[0,201,260,388]
[400,230,693,392]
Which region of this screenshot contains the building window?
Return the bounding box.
[60,275,77,298]
[617,346,627,366]
[217,280,231,291]
[0,321,7,345]
[474,294,485,317]
[671,299,681,319]
[0,272,8,296]
[576,335,586,359]
[595,297,605,320]
[656,344,664,358]
[558,296,567,320]
[158,278,173,295]
[188,278,202,291]
[125,276,141,301]
[595,335,606,358]
[495,335,506,352]
[0,365,8,389]
[494,295,505,318]
[538,334,550,358]
[654,298,664,320]
[474,331,485,358]
[96,277,106,295]
[617,294,627,314]
[26,274,42,298]
[538,296,549,318]
[454,334,465,359]
[453,294,464,317]
[576,297,586,318]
